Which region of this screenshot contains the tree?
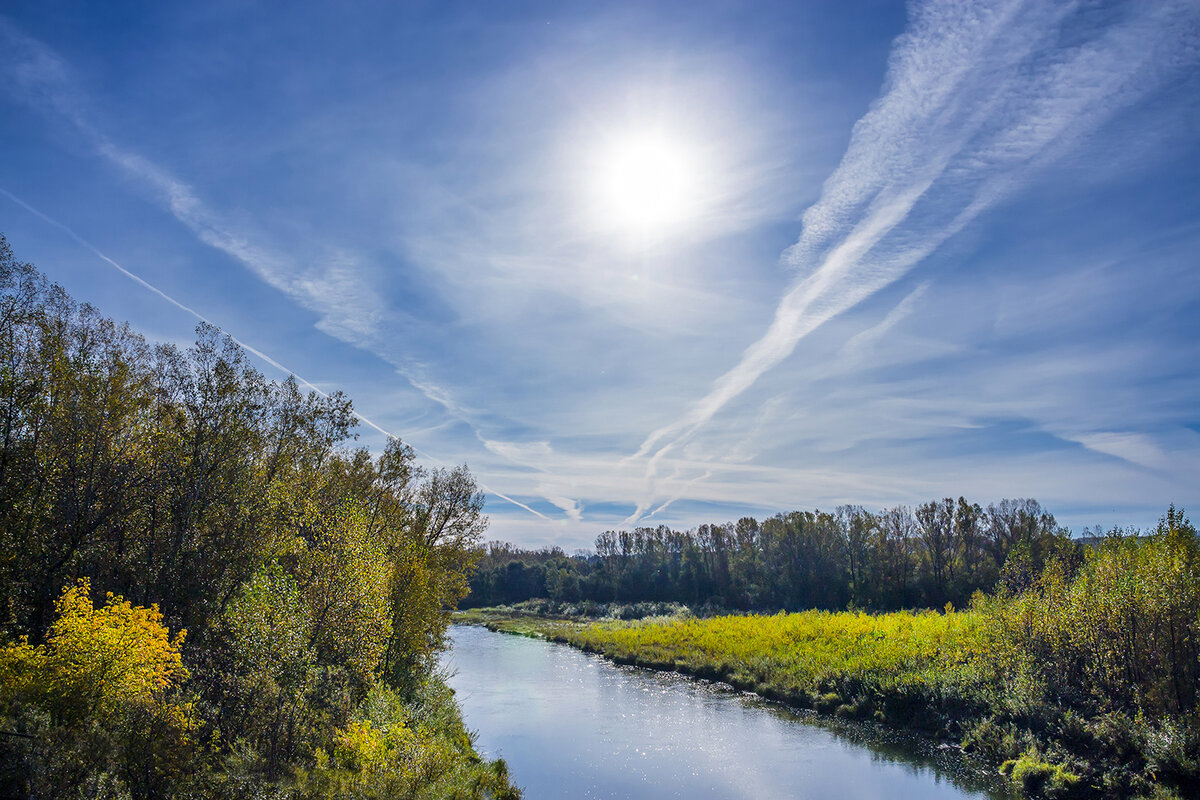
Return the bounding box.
[916,498,955,604]
[954,497,987,596]
[874,506,916,608]
[839,506,874,608]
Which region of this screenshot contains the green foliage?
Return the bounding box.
[978,510,1200,720]
[1000,748,1081,798]
[225,568,313,692]
[0,236,515,799]
[296,502,393,685]
[298,679,520,800]
[469,497,1071,614]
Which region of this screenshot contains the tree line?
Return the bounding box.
[468,498,1082,611]
[0,236,518,799]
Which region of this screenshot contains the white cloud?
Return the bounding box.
[625,0,1200,522]
[0,22,385,352]
[841,281,929,361]
[1067,432,1171,472]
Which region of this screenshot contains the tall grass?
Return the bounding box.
[566,609,987,713]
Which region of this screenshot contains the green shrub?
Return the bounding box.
[1000,748,1080,797]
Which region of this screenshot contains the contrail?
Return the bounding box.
[627,0,1200,522]
[0,187,547,520]
[0,20,482,447]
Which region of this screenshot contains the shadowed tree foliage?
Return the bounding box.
[467,496,1071,613]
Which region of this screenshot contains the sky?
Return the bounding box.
[2,0,1199,549]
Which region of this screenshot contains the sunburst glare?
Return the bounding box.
[587,129,705,242]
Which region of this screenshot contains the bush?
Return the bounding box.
[0,581,197,799]
[1000,748,1081,797]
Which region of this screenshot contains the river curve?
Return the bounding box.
[442,625,1014,799]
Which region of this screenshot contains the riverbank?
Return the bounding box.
[455,605,1191,799]
[453,599,690,635]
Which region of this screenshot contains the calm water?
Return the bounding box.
[442,626,1014,800]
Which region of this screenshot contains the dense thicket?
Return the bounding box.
[0,236,518,799]
[467,498,1073,611]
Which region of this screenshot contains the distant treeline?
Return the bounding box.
[467,498,1086,611]
[0,236,518,799]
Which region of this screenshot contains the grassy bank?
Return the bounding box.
[463,597,1194,799]
[294,676,520,800]
[453,599,690,636]
[454,606,582,638]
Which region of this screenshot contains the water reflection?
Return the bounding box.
[442,625,1013,800]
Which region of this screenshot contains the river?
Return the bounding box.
[442,625,1015,799]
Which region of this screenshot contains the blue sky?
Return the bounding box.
[2,0,1198,549]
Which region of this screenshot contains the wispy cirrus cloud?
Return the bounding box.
[0,18,386,350]
[626,0,1200,522]
[840,280,930,362]
[2,17,637,522]
[3,178,555,524]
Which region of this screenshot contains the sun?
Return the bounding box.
[588,130,702,240]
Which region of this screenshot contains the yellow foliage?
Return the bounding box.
[333,717,415,774]
[0,636,46,706]
[1,579,190,724]
[45,578,188,719]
